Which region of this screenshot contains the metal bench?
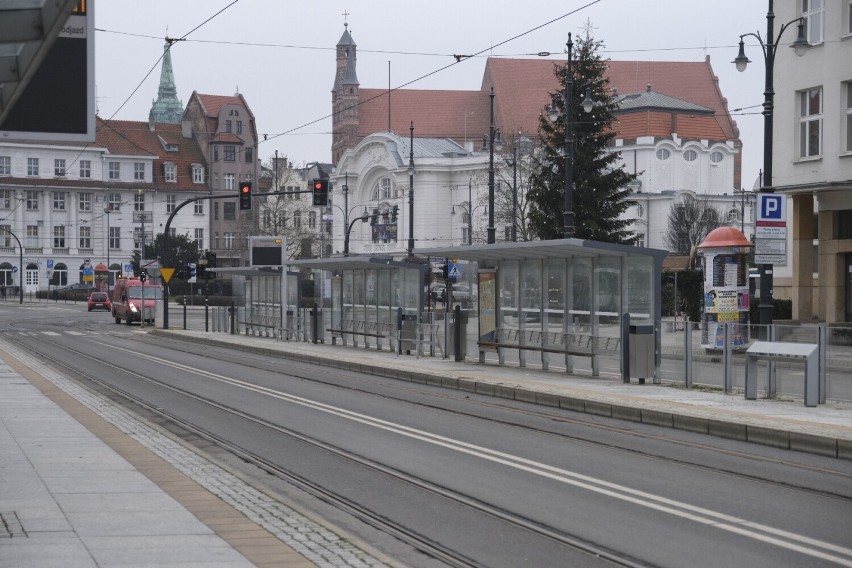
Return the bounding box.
[745,341,819,407]
[482,328,621,374]
[239,314,285,339]
[327,319,395,350]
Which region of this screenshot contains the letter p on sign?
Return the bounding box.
[758,194,785,221]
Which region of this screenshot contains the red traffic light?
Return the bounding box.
[314,181,324,190]
[239,182,252,210]
[312,179,328,206]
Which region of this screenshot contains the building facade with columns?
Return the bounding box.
[771,0,852,323]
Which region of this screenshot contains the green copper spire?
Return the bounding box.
[149,39,183,124]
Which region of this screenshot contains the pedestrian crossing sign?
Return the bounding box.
[448,262,462,280]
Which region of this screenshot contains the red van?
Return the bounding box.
[111,278,162,325]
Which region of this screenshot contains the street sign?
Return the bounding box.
[448,262,462,280]
[160,267,175,284]
[754,193,788,266]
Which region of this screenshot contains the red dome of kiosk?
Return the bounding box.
[697,227,751,249]
[95,263,108,272]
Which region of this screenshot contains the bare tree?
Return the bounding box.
[494,145,536,242]
[258,157,325,259]
[663,194,722,255]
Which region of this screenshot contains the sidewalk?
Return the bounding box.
[0,346,387,568]
[152,328,852,461]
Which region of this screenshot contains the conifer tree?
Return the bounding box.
[528,29,636,243]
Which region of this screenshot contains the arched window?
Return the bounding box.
[51,262,68,286]
[656,148,671,160]
[0,262,12,287]
[683,149,698,162]
[710,151,724,164]
[372,177,394,200]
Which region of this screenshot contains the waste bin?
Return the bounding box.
[449,309,469,359]
[399,313,418,353]
[628,324,654,384]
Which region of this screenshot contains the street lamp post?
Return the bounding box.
[507,142,518,242]
[408,121,415,256]
[733,0,808,328]
[0,227,23,304]
[548,33,594,240]
[487,87,496,244]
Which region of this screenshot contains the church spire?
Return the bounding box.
[149,39,184,124]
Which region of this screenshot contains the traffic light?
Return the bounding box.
[312,179,328,206]
[206,251,217,269]
[187,263,197,283]
[239,181,252,210]
[441,264,449,280]
[391,205,399,223]
[370,208,379,226]
[140,270,147,283]
[196,262,207,280]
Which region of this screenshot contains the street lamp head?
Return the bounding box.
[581,87,594,114]
[790,19,809,57]
[547,94,560,123]
[733,36,751,72]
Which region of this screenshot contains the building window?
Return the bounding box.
[802,0,824,44]
[134,162,145,180]
[0,225,10,247]
[53,226,65,249]
[54,159,66,177]
[164,162,176,182]
[224,202,236,220]
[294,211,301,229]
[683,149,698,162]
[799,86,822,158]
[79,226,91,249]
[236,120,242,134]
[109,161,120,180]
[309,211,317,229]
[194,201,203,215]
[0,156,10,175]
[53,192,65,211]
[194,228,204,250]
[26,225,38,248]
[847,0,852,35]
[224,232,235,249]
[166,194,176,213]
[710,151,724,164]
[79,159,91,178]
[225,120,232,133]
[26,191,38,210]
[224,173,235,190]
[224,146,235,161]
[245,147,253,163]
[79,193,91,212]
[213,146,219,162]
[192,165,204,183]
[108,192,121,211]
[109,226,120,250]
[27,158,39,176]
[134,192,145,211]
[846,82,852,153]
[214,201,219,220]
[0,190,11,209]
[655,148,671,161]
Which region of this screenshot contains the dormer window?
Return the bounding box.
[192,164,204,184]
[164,162,177,182]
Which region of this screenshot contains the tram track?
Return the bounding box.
[133,331,852,503]
[2,329,649,568]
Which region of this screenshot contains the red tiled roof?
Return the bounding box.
[355,57,739,147]
[195,93,245,118]
[96,117,207,191]
[211,132,244,143]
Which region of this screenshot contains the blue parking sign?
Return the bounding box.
[757,194,785,221]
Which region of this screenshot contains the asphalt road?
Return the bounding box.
[3,301,852,567]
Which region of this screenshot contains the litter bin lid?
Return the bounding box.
[629,324,654,334]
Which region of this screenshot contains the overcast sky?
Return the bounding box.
[96,0,774,189]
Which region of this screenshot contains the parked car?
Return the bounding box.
[87,291,111,312]
[452,283,477,305]
[53,283,94,300]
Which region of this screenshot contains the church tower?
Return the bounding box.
[331,24,360,164]
[149,39,184,125]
